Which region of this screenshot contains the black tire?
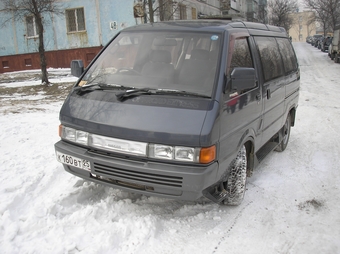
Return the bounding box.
[331,53,335,60]
[334,54,339,63]
[275,113,291,152]
[223,145,247,206]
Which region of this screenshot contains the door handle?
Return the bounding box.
[267,89,271,99]
[255,93,261,100]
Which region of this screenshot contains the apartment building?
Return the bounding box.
[288,11,316,42]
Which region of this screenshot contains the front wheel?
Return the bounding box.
[223,145,247,206]
[275,113,291,152]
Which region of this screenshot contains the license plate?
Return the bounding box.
[56,151,91,171]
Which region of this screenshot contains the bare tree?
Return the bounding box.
[304,0,340,33]
[258,3,268,24]
[143,0,184,23]
[0,0,63,85]
[268,0,298,32]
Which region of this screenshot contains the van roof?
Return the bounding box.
[123,20,288,37]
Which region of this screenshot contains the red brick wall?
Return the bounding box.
[0,46,103,73]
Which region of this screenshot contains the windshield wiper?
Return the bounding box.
[74,83,132,95]
[116,88,155,101]
[116,88,211,101]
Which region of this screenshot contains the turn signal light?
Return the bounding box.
[199,145,216,164]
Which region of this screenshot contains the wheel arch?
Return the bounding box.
[244,139,255,177]
[236,132,255,177]
[289,106,297,127]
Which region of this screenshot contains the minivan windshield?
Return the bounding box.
[80,31,222,97]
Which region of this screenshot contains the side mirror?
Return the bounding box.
[71,60,84,77]
[228,67,256,92]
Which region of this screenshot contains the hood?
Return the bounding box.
[60,91,218,147]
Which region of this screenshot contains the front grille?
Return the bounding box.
[93,162,183,188]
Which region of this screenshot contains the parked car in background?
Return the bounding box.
[311,34,323,46]
[306,36,312,43]
[329,26,340,63]
[315,36,324,48]
[321,37,332,52]
[317,36,324,49]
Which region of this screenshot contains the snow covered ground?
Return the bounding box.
[1,43,340,254]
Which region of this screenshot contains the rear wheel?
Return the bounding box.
[223,145,247,206]
[275,113,291,152]
[334,54,339,63]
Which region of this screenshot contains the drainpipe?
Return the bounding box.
[11,11,19,54]
[95,0,103,46]
[51,12,58,50]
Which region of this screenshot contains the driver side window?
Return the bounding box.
[228,38,253,75]
[227,38,254,94]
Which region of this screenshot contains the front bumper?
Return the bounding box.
[54,140,219,201]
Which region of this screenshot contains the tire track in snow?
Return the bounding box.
[211,201,253,254]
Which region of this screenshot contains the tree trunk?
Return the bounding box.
[148,0,154,23]
[143,0,147,23]
[36,15,49,85]
[32,0,49,85]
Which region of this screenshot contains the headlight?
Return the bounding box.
[149,144,201,163]
[61,126,76,142]
[149,144,174,160]
[175,146,199,162]
[59,125,88,145]
[76,130,88,145]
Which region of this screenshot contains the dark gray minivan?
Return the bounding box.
[55,20,300,205]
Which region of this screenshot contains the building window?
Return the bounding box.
[2,61,9,69]
[179,4,187,20]
[66,8,86,33]
[26,16,38,38]
[25,59,32,67]
[191,7,197,19]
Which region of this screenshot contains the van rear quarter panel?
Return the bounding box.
[260,76,286,146]
[284,72,300,115]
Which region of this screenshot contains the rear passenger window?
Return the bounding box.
[228,38,253,75]
[276,38,298,74]
[254,37,284,82]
